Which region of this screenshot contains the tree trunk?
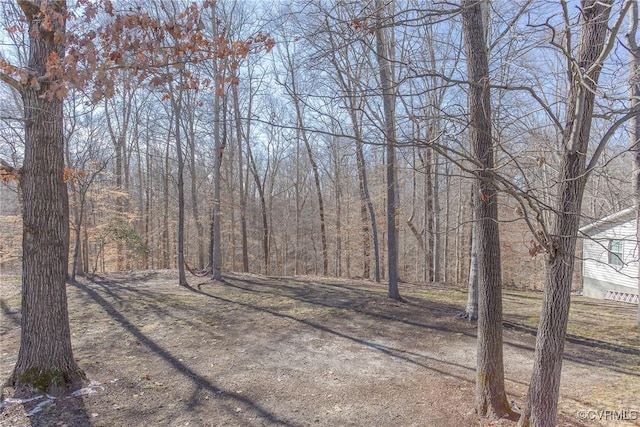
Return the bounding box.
[135,116,147,270]
[247,139,269,275]
[465,204,478,322]
[374,0,400,299]
[466,220,479,321]
[325,35,381,282]
[295,126,302,276]
[443,162,451,283]
[627,0,640,327]
[460,190,478,321]
[455,176,463,283]
[462,0,512,418]
[332,140,343,277]
[144,135,152,270]
[231,82,249,273]
[351,105,380,282]
[433,151,441,282]
[210,0,223,281]
[82,224,90,274]
[171,85,188,287]
[211,98,223,280]
[407,148,425,281]
[162,116,172,269]
[10,0,84,395]
[423,149,435,283]
[67,166,81,282]
[104,85,131,272]
[284,44,329,276]
[186,97,205,270]
[519,2,614,425]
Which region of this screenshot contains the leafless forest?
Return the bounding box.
[0,1,638,426]
[0,1,634,286]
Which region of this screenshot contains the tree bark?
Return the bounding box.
[332,141,343,276]
[171,84,188,287]
[374,0,400,299]
[462,0,512,418]
[518,2,614,425]
[209,0,223,281]
[162,115,172,269]
[301,127,328,276]
[347,92,380,282]
[185,95,205,270]
[459,189,478,321]
[423,149,435,283]
[432,151,441,282]
[231,81,249,273]
[247,137,269,275]
[626,0,640,327]
[10,0,84,395]
[143,129,151,270]
[443,162,451,283]
[466,220,479,321]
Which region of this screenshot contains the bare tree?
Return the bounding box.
[209,0,224,281]
[518,1,630,425]
[104,82,133,271]
[324,18,381,282]
[461,0,512,418]
[626,0,640,326]
[280,39,330,276]
[374,0,400,299]
[231,80,250,273]
[169,81,188,287]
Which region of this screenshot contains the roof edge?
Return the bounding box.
[579,206,636,234]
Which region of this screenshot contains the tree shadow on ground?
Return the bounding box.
[71,278,296,427]
[0,299,20,327]
[501,316,640,378]
[184,277,478,384]
[220,274,468,333]
[214,273,639,379]
[503,319,640,358]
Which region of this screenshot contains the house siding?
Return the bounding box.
[581,215,638,299]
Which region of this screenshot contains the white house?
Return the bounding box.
[579,207,639,303]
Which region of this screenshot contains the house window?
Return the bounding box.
[608,240,623,266]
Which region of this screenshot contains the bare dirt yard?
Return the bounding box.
[1,271,639,427]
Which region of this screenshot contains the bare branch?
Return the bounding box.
[560,0,574,84]
[586,0,633,76]
[489,0,534,52]
[586,108,640,171]
[0,71,21,92]
[489,83,563,131]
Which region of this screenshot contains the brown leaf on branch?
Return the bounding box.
[0,169,19,183]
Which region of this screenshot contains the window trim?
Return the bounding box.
[608,239,623,266]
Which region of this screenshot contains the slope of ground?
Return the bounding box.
[0,271,638,426]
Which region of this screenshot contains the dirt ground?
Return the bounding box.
[0,271,638,427]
